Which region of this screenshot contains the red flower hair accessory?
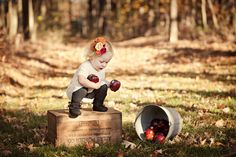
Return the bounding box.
[90,37,107,56]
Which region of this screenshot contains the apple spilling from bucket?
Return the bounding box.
[87,74,99,83]
[144,118,169,143]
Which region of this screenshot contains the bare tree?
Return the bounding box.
[7,0,18,41]
[0,1,6,29]
[22,0,36,41]
[28,0,36,41]
[169,0,178,43]
[207,0,219,29]
[201,0,208,29]
[233,0,236,34]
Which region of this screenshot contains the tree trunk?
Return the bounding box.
[22,0,36,41]
[233,0,236,34]
[22,0,29,39]
[28,0,36,41]
[153,0,160,29]
[201,0,208,29]
[190,0,196,27]
[207,0,219,29]
[87,0,93,36]
[7,0,18,41]
[169,0,178,43]
[68,0,72,30]
[17,0,23,33]
[98,0,105,34]
[0,2,6,28]
[104,0,112,36]
[41,0,47,18]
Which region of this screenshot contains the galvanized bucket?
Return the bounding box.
[134,105,183,141]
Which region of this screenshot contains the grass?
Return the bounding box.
[0,38,236,156]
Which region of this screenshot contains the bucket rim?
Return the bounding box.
[134,104,169,128]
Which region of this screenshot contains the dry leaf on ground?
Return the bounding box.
[122,140,136,149]
[215,119,225,127]
[117,149,123,157]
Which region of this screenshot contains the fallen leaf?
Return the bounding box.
[94,143,99,148]
[215,119,225,127]
[184,132,189,137]
[60,151,67,156]
[17,142,27,149]
[117,149,123,157]
[28,144,37,152]
[222,107,230,113]
[191,104,197,111]
[39,138,46,145]
[129,103,138,109]
[85,141,94,150]
[215,141,225,146]
[217,104,225,109]
[209,138,215,146]
[122,140,136,149]
[200,138,207,145]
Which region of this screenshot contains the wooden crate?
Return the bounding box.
[47,108,122,147]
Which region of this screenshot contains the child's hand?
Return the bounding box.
[87,74,99,83]
[102,80,110,87]
[94,82,101,89]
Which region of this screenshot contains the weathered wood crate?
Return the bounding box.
[47,108,122,147]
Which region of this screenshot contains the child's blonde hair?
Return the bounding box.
[84,37,114,60]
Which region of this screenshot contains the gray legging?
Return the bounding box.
[70,84,108,107]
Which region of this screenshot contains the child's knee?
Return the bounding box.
[100,84,108,91]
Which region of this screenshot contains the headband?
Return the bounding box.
[90,37,107,56]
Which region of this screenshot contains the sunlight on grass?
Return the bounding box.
[0,40,235,157]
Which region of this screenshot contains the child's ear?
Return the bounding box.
[88,56,94,60]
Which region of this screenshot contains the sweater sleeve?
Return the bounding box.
[77,62,89,78]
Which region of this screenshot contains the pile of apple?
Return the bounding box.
[144,118,169,143]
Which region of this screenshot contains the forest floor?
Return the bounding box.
[0,35,236,157]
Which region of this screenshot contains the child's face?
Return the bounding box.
[90,52,113,71]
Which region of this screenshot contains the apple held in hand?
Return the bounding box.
[110,79,121,92]
[145,128,155,141]
[87,74,99,83]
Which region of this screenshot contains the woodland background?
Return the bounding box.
[1,0,236,43]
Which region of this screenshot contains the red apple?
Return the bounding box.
[110,79,121,92]
[87,74,99,83]
[154,132,165,144]
[151,119,161,132]
[145,128,155,141]
[150,119,169,136]
[163,127,169,136]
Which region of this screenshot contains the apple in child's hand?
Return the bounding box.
[87,74,99,83]
[145,128,155,141]
[110,79,121,92]
[154,132,165,144]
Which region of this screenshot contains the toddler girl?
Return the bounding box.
[66,37,118,117]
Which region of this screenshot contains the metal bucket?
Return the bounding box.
[134,105,183,141]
